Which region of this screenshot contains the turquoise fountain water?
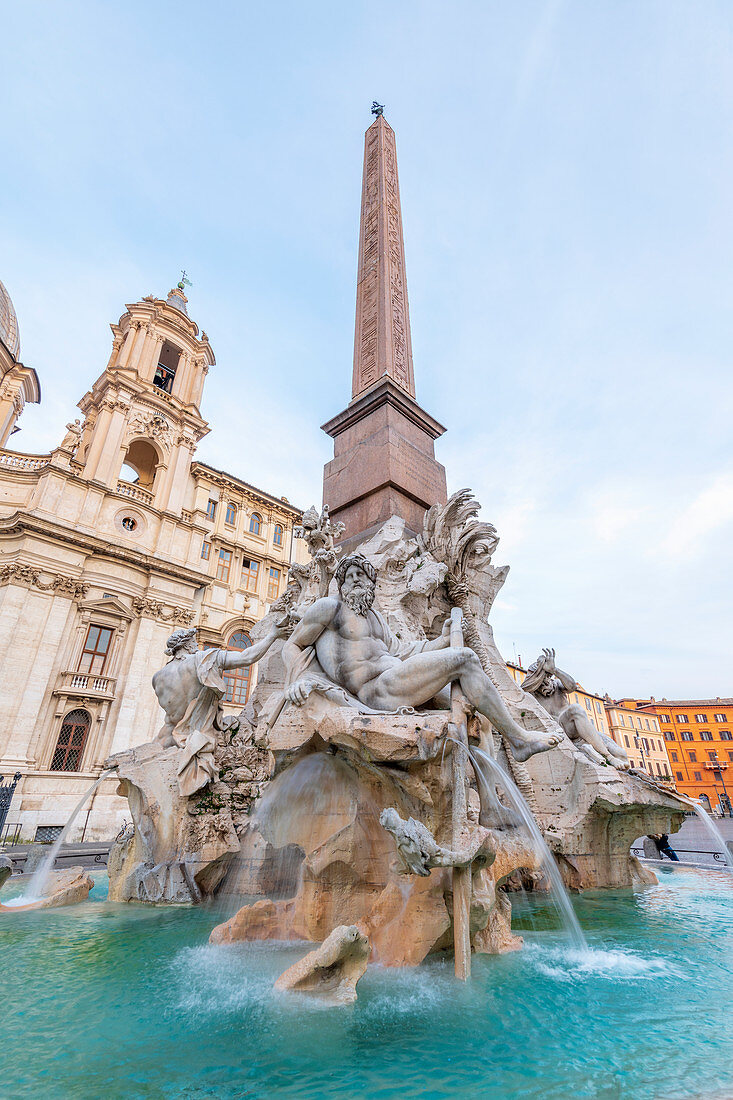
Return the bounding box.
[1,866,731,1099]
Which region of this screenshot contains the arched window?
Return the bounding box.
[249,513,262,536]
[119,439,159,491]
[225,502,237,526]
[153,341,180,394]
[223,631,252,705]
[273,523,284,546]
[50,709,91,772]
[699,793,711,810]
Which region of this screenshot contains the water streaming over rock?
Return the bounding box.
[689,800,733,868]
[23,770,113,902]
[470,747,588,952]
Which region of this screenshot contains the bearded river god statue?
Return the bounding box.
[272,554,561,762]
[522,648,629,770]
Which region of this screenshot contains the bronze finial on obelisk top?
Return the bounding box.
[321,111,447,544]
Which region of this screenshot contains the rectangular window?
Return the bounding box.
[729,752,733,761]
[645,719,651,730]
[680,731,694,741]
[584,698,591,711]
[694,771,702,782]
[688,751,697,762]
[700,731,713,741]
[201,541,211,561]
[695,713,707,723]
[663,730,675,742]
[595,700,602,714]
[708,752,718,761]
[216,549,231,582]
[241,558,259,592]
[720,731,732,741]
[206,499,217,520]
[225,502,237,526]
[267,566,281,601]
[636,717,642,729]
[659,714,670,723]
[643,738,649,752]
[714,713,727,723]
[670,752,679,762]
[677,715,689,723]
[676,771,683,781]
[78,625,113,675]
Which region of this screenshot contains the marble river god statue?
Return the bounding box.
[154,623,286,797]
[280,554,561,761]
[522,647,629,769]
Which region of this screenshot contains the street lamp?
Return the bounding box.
[634,735,648,774]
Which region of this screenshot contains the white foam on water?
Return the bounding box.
[1,895,40,908]
[525,943,680,982]
[168,943,278,1016]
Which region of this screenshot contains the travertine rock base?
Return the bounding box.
[274,924,370,1005]
[0,866,93,912]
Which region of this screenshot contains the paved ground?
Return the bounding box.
[1,840,111,873]
[633,814,733,870]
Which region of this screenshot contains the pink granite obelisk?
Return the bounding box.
[321,111,447,542]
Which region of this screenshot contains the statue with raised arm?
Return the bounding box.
[280,554,561,761]
[153,624,285,797]
[522,648,629,769]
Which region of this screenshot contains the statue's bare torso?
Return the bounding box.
[313,598,401,696]
[153,656,203,737]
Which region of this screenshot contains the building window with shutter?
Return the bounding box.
[241,558,259,592]
[216,549,232,583]
[50,709,91,772]
[78,625,113,675]
[267,566,281,601]
[223,631,252,705]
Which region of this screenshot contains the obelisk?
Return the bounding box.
[322,109,447,541]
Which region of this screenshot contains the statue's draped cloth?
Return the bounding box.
[163,649,227,797]
[266,607,425,726]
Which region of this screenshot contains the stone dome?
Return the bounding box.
[0,279,20,360]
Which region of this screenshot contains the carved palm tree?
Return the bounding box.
[421,490,539,812]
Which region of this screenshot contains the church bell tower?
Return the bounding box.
[74,282,214,517]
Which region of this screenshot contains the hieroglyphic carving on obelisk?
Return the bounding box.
[352,115,416,400]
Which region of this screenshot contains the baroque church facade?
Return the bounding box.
[0,279,305,840]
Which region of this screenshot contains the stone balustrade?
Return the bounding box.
[115,480,154,505]
[55,670,117,699]
[0,450,51,471]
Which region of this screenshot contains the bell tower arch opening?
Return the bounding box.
[153,341,180,395]
[119,438,160,491]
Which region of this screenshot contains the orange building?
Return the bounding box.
[631,698,733,814]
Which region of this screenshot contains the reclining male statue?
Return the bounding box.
[280,554,561,762]
[154,623,286,797]
[522,648,629,769]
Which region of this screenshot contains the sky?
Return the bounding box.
[1,0,732,699]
